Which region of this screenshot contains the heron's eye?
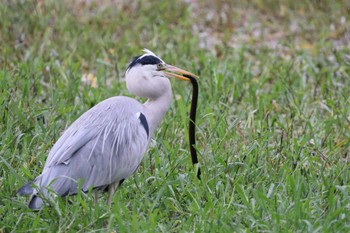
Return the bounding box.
[157,63,165,70]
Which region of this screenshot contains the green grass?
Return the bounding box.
[1,0,350,232]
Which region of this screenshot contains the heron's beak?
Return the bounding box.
[163,65,198,81]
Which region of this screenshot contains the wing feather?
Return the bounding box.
[33,96,150,195]
[44,97,138,167]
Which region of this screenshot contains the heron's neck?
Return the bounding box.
[143,89,172,137]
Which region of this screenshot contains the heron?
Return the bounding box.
[17,49,198,210]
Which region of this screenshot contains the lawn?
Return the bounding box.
[1,0,350,232]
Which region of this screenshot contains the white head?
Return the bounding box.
[125,49,197,100]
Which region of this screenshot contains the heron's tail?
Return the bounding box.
[28,195,43,210]
[17,170,79,210]
[17,181,44,210]
[17,182,34,196]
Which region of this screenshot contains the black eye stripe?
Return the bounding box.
[127,55,162,70]
[138,55,162,65]
[127,55,141,70]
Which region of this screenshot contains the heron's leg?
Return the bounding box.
[107,182,119,207]
[94,191,98,207]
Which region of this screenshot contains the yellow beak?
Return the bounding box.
[163,65,199,81]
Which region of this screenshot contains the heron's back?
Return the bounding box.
[21,96,151,209]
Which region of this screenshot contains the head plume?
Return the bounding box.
[142,48,157,56]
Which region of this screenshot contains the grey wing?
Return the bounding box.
[81,112,149,190]
[33,97,150,196]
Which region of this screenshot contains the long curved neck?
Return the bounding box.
[143,88,172,138]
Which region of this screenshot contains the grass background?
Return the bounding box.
[1,0,350,232]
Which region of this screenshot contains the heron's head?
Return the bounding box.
[125,49,197,99]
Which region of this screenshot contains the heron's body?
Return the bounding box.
[17,49,195,209]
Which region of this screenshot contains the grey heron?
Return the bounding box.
[17,49,199,210]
